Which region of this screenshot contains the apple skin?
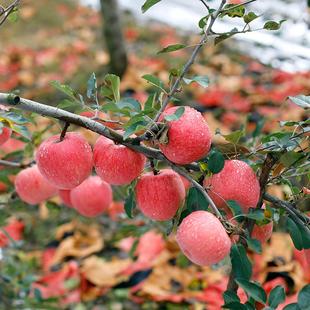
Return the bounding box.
[252,222,273,243]
[15,165,57,204]
[36,132,93,189]
[0,127,12,145]
[135,169,185,221]
[204,159,260,214]
[94,136,146,185]
[176,210,231,266]
[58,189,73,208]
[0,138,25,154]
[70,176,112,217]
[159,106,212,164]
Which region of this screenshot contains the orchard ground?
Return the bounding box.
[0,0,309,309]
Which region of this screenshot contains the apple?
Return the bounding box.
[135,169,185,221]
[71,176,112,217]
[36,132,93,189]
[252,221,273,244]
[15,165,57,204]
[159,106,211,164]
[58,189,73,208]
[0,127,12,145]
[0,138,25,154]
[94,135,146,185]
[176,210,231,266]
[204,160,260,214]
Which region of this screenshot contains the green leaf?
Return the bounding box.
[227,200,243,221]
[246,209,265,222]
[8,10,19,22]
[230,244,252,280]
[164,107,185,122]
[236,279,267,304]
[124,190,135,219]
[221,4,245,18]
[141,0,161,13]
[268,285,285,308]
[50,80,79,102]
[264,20,285,31]
[104,74,120,102]
[87,72,97,99]
[157,44,186,54]
[34,288,42,301]
[280,152,305,167]
[287,217,303,250]
[223,130,244,144]
[243,12,259,24]
[11,124,31,141]
[124,121,146,139]
[179,187,209,224]
[183,75,209,88]
[144,93,157,111]
[247,237,262,254]
[288,95,310,109]
[223,302,248,310]
[117,98,141,112]
[208,150,225,174]
[223,290,240,304]
[283,304,300,310]
[198,15,210,29]
[298,284,310,309]
[1,112,29,125]
[57,99,77,109]
[142,74,166,93]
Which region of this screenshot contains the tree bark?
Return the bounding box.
[100,0,128,77]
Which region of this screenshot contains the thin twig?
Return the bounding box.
[199,0,210,11]
[0,0,20,27]
[153,0,227,122]
[220,0,257,14]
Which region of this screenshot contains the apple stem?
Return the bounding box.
[59,122,70,142]
[150,159,159,175]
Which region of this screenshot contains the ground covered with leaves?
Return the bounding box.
[0,0,309,309]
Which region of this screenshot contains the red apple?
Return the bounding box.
[71,176,112,217]
[0,138,25,154]
[36,132,93,189]
[159,106,212,164]
[252,221,273,243]
[15,165,57,204]
[204,160,260,214]
[135,169,185,221]
[0,127,12,145]
[176,210,231,266]
[94,135,146,185]
[58,189,73,208]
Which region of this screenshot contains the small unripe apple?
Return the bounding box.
[71,176,112,217]
[176,210,231,266]
[58,189,73,208]
[0,127,12,145]
[135,169,185,221]
[94,135,146,185]
[204,160,260,213]
[159,106,212,164]
[15,165,57,204]
[36,132,93,189]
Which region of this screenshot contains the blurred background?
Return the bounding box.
[0,0,309,309]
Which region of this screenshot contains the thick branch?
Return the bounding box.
[263,193,310,230]
[153,0,227,122]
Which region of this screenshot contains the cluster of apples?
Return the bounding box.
[13,106,271,266]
